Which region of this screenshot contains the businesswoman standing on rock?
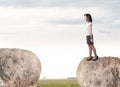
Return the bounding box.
[84,14,98,61]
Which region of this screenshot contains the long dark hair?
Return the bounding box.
[84,14,92,22]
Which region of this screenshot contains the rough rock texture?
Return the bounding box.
[0,48,41,87]
[77,57,120,87]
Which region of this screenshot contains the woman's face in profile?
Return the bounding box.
[84,15,88,22]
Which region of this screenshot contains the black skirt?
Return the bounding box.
[86,35,94,45]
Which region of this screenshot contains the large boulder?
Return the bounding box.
[77,57,120,87]
[0,48,41,87]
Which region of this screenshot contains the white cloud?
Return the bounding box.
[0,0,119,8]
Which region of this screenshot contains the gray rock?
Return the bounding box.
[77,57,120,87]
[0,48,41,87]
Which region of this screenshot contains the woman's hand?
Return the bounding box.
[90,38,93,42]
[90,35,93,42]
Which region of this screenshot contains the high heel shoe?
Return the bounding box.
[87,56,93,61]
[92,56,98,61]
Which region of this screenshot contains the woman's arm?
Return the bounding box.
[89,23,93,37]
[89,23,93,42]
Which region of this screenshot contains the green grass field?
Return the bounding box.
[38,79,80,87]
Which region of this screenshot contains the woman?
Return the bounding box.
[84,14,98,61]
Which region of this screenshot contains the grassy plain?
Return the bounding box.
[38,79,80,87]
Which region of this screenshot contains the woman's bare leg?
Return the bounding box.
[91,45,97,57]
[88,45,92,57]
[87,45,93,61]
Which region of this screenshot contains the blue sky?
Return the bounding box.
[0,0,120,79]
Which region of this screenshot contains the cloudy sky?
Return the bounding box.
[0,0,120,79]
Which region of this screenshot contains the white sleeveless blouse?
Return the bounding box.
[86,22,92,36]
